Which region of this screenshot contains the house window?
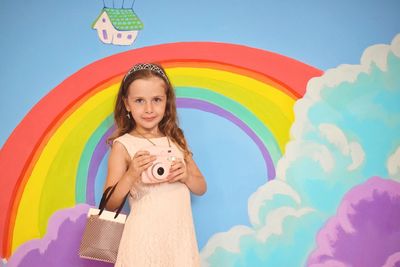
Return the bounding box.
[117,33,122,38]
[102,18,106,23]
[102,30,108,40]
[127,34,132,39]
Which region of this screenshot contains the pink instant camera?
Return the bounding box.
[141,146,180,184]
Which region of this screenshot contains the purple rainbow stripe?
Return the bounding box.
[177,98,275,179]
[86,126,114,205]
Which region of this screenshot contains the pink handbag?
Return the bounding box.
[79,184,128,263]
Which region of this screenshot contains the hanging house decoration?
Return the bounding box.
[92,4,144,46]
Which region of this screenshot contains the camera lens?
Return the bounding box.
[157,167,165,176]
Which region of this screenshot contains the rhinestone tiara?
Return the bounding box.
[123,63,167,81]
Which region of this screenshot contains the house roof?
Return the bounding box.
[93,8,144,31]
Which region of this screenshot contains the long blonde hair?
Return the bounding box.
[107,63,190,156]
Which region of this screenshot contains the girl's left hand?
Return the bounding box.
[167,160,188,183]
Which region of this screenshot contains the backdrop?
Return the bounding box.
[1,1,400,266]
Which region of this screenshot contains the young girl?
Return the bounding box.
[104,63,207,266]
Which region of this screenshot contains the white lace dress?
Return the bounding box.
[114,134,200,267]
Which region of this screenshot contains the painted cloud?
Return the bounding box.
[307,177,400,267]
[6,204,112,267]
[201,34,400,266]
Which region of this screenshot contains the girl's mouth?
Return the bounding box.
[143,117,156,121]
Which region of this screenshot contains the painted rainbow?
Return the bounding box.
[0,42,322,258]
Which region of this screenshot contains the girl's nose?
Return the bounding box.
[145,102,153,113]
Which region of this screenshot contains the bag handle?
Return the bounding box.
[98,182,129,219]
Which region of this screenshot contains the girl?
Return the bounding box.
[104,63,207,266]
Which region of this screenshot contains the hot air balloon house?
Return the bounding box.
[92,8,143,45]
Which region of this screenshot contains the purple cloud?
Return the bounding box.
[307,177,400,267]
[7,204,112,267]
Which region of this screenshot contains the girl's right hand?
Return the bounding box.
[126,150,156,184]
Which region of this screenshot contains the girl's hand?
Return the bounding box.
[126,150,156,184]
[167,160,188,183]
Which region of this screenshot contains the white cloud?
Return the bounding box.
[311,144,335,173]
[200,225,254,266]
[382,251,400,267]
[318,123,365,171]
[256,206,314,242]
[318,124,349,154]
[291,98,315,139]
[276,141,335,181]
[361,44,390,72]
[248,180,302,226]
[347,142,364,171]
[309,259,350,267]
[392,34,400,57]
[387,146,400,178]
[361,34,400,71]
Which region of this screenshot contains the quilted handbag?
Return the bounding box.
[79,184,128,263]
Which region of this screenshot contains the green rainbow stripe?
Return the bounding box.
[76,116,114,203]
[175,87,281,163]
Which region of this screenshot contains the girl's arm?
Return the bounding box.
[104,142,155,211]
[184,155,207,195]
[103,142,134,211]
[168,154,207,196]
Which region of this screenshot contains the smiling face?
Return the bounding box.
[124,76,167,134]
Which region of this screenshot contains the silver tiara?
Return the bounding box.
[123,63,167,81]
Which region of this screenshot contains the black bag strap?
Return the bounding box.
[98,186,113,210]
[98,182,129,219]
